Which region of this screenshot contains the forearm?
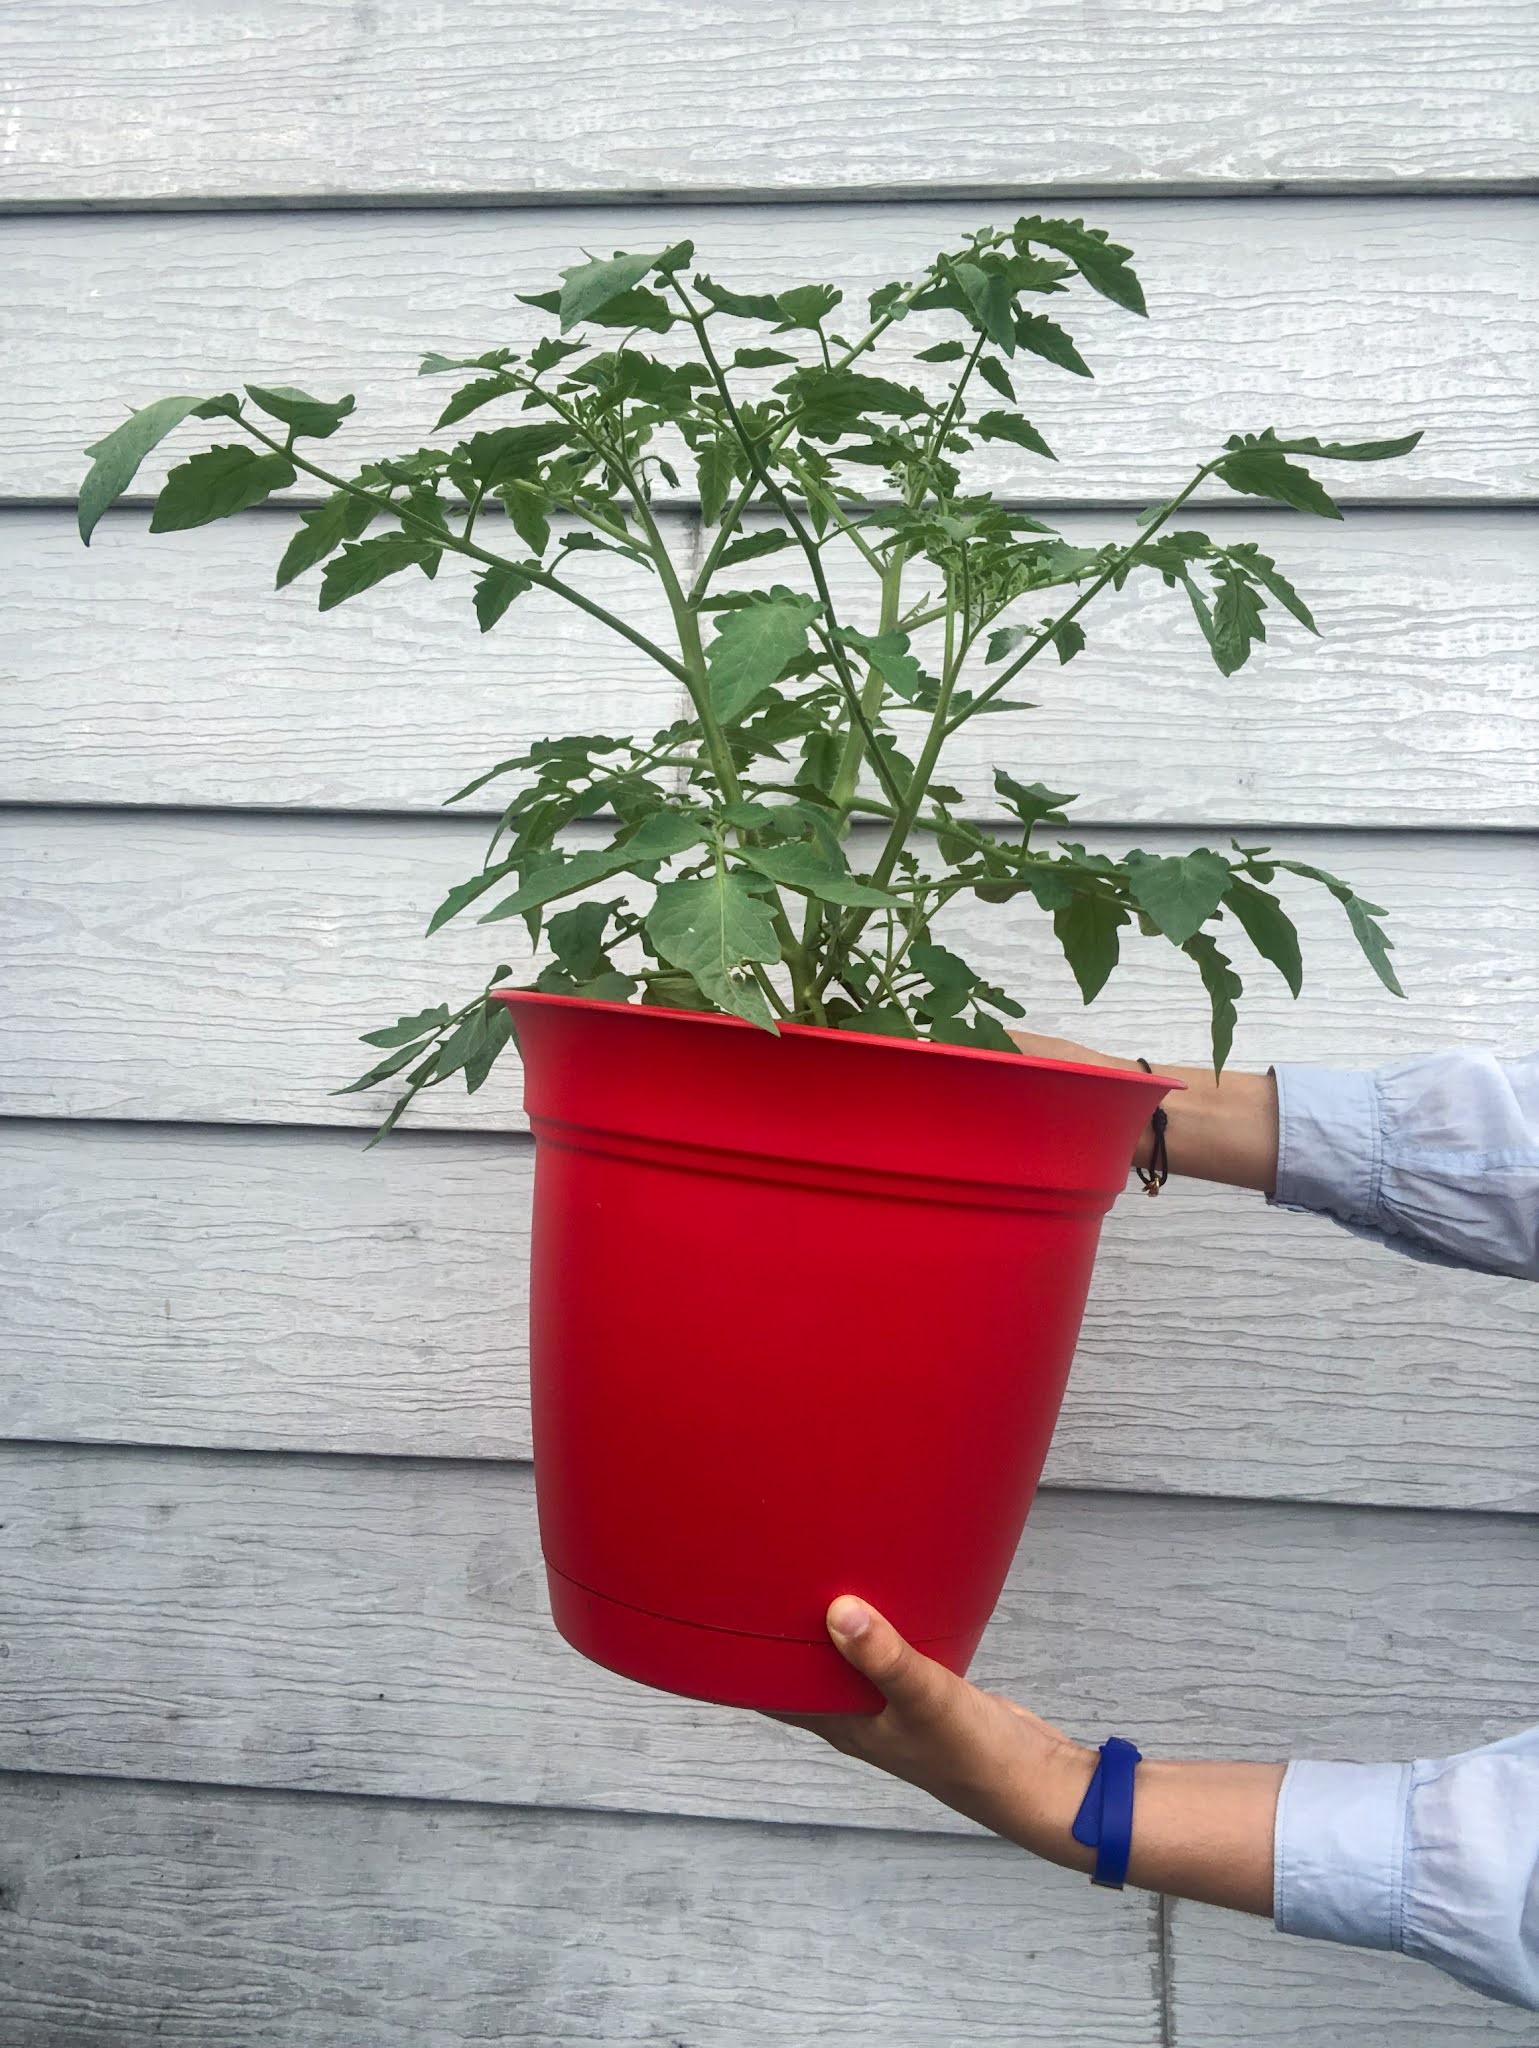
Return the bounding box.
[1008,1033,1280,1193]
[1005,1729,1285,1914]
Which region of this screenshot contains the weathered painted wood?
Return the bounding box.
[9,202,1533,504]
[3,1120,1536,1514]
[1168,1899,1537,2043]
[11,507,1537,827]
[1,811,1532,1131]
[4,0,1535,203]
[1,1443,1535,1831]
[0,1774,1160,2048]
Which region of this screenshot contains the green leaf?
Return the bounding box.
[544,898,622,979]
[432,1006,491,1084]
[929,1012,1017,1052]
[715,528,794,570]
[1216,441,1342,520]
[1015,217,1146,316]
[425,860,519,936]
[696,439,735,526]
[558,250,661,330]
[740,843,896,907]
[1269,432,1423,463]
[474,564,532,632]
[480,809,708,922]
[1210,559,1268,676]
[1222,543,1318,633]
[499,480,551,556]
[1182,933,1243,1071]
[644,872,782,1028]
[1275,860,1404,996]
[318,532,437,611]
[775,284,842,331]
[1223,876,1303,997]
[461,423,568,486]
[79,395,204,542]
[528,336,584,375]
[275,490,375,587]
[836,627,932,704]
[1013,312,1093,378]
[993,772,1074,834]
[974,411,1055,460]
[1052,893,1127,1002]
[1051,619,1086,664]
[693,276,785,322]
[464,1001,515,1093]
[909,941,977,992]
[335,1037,435,1094]
[150,444,297,532]
[244,383,356,439]
[732,347,798,368]
[953,262,1016,353]
[435,374,516,430]
[1124,848,1231,945]
[838,1006,918,1039]
[579,286,676,332]
[359,1004,452,1048]
[705,588,821,724]
[977,356,1016,400]
[419,349,516,376]
[915,340,967,363]
[780,368,928,429]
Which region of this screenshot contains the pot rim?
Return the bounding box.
[493,988,1185,1092]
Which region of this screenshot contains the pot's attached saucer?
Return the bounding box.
[546,1562,981,1716]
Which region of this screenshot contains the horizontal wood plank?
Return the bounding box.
[1,1443,1535,1831]
[1,812,1532,1131]
[0,1773,1159,2048]
[11,507,1537,827]
[8,201,1534,504]
[5,0,1535,202]
[3,1120,1535,1513]
[1168,1899,1537,2043]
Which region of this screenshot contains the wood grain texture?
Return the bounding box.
[0,1774,1160,2048]
[8,201,1534,504]
[3,1120,1536,1514]
[1168,1900,1538,2043]
[1,811,1532,1131]
[11,507,1537,827]
[4,0,1536,202]
[1,1443,1535,1831]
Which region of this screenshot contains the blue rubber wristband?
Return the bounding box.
[1071,1736,1142,1889]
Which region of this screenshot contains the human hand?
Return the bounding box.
[774,1595,1097,1864]
[1007,1031,1279,1194]
[776,1595,1284,1914]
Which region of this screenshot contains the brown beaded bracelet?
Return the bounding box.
[1135,1057,1170,1195]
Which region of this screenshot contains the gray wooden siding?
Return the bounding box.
[3,4,1535,2040]
[10,204,1536,505]
[5,0,1536,200]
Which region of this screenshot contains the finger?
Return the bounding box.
[825,1596,952,1717]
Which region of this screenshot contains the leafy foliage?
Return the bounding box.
[80,217,1420,1131]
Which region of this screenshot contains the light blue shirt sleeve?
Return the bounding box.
[1270,1051,1539,1281]
[1266,1049,1539,2006]
[1275,1731,1539,2010]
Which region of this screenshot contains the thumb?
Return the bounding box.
[826,1595,949,1714]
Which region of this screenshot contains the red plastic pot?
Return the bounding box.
[496,991,1175,1713]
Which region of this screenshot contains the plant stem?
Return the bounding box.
[671,283,906,811]
[238,420,693,688]
[946,457,1222,731]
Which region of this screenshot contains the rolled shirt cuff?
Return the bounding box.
[1271,1064,1381,1226]
[1274,1758,1411,1953]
